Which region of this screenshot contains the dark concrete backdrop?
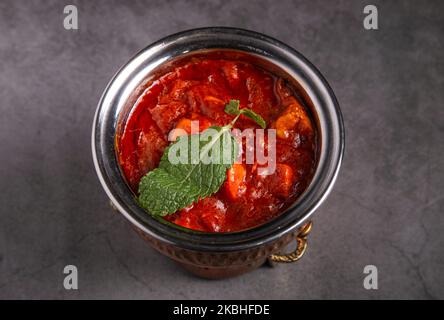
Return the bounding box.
[0,0,443,299]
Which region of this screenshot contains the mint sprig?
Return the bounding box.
[138,100,266,216]
[224,99,266,129]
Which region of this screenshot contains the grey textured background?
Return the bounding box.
[0,0,443,299]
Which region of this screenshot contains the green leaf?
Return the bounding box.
[240,109,266,129]
[224,99,240,115]
[138,126,238,216]
[137,99,266,217]
[224,99,266,129]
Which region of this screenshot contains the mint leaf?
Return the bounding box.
[138,126,238,216]
[224,99,240,115]
[240,109,266,129]
[224,99,266,129]
[137,100,266,217]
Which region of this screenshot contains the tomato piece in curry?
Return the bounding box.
[117,57,317,232]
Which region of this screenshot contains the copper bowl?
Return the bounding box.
[92,27,344,278]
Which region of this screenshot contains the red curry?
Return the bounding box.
[117,56,317,232]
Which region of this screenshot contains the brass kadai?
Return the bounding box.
[93,28,344,278]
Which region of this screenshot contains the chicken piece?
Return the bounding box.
[224,163,247,200]
[149,101,189,136]
[257,163,294,198]
[274,99,312,139]
[168,118,192,141]
[136,127,167,184]
[188,85,231,124]
[157,79,194,103]
[168,116,212,141]
[245,75,274,120]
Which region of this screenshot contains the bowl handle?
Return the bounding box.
[268,221,312,263]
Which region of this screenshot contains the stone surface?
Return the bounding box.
[0,0,443,299]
